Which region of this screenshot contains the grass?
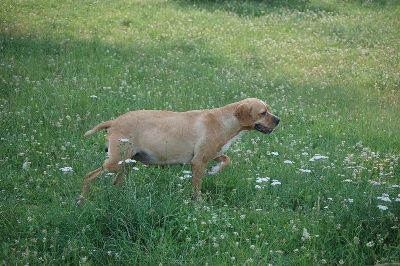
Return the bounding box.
[1,0,399,265]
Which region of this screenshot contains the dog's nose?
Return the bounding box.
[274,116,280,125]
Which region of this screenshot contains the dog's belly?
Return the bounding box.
[133,150,192,166]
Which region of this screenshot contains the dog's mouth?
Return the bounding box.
[254,124,274,134]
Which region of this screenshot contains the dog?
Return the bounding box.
[77,98,280,204]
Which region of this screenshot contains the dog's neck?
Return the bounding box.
[218,103,251,138]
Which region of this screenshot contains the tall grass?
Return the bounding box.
[1,0,399,265]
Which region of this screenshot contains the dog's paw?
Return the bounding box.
[207,164,221,175]
[76,196,85,206]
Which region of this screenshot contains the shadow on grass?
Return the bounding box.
[0,28,290,111]
[174,0,342,17]
[174,0,399,18]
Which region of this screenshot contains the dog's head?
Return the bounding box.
[234,98,280,134]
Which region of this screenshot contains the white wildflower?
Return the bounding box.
[366,241,375,247]
[298,168,311,173]
[369,180,383,185]
[301,228,311,241]
[59,166,73,173]
[284,160,294,164]
[118,159,136,165]
[245,258,253,264]
[377,193,391,202]
[377,205,388,211]
[342,179,354,183]
[270,152,279,156]
[271,180,281,186]
[22,161,31,171]
[256,177,270,183]
[309,154,329,162]
[178,174,191,180]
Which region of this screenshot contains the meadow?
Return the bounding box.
[1,0,399,265]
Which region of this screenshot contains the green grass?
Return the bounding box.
[1,0,399,265]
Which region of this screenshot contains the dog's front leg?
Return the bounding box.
[207,154,231,175]
[191,159,207,202]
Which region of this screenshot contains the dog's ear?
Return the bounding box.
[235,103,254,126]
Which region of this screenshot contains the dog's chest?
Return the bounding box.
[214,130,248,158]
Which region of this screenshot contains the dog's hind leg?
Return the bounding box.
[77,147,129,205]
[207,154,231,175]
[77,166,105,205]
[78,134,135,204]
[102,133,136,184]
[112,172,125,185]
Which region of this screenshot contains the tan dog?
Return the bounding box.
[77,98,280,204]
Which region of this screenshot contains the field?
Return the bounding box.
[1,0,399,265]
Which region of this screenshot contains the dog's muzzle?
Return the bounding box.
[274,116,280,126]
[255,124,274,134]
[254,116,280,134]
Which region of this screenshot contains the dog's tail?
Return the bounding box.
[84,120,113,137]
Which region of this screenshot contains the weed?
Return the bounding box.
[1,0,399,264]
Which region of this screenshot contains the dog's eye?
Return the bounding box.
[260,111,267,116]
